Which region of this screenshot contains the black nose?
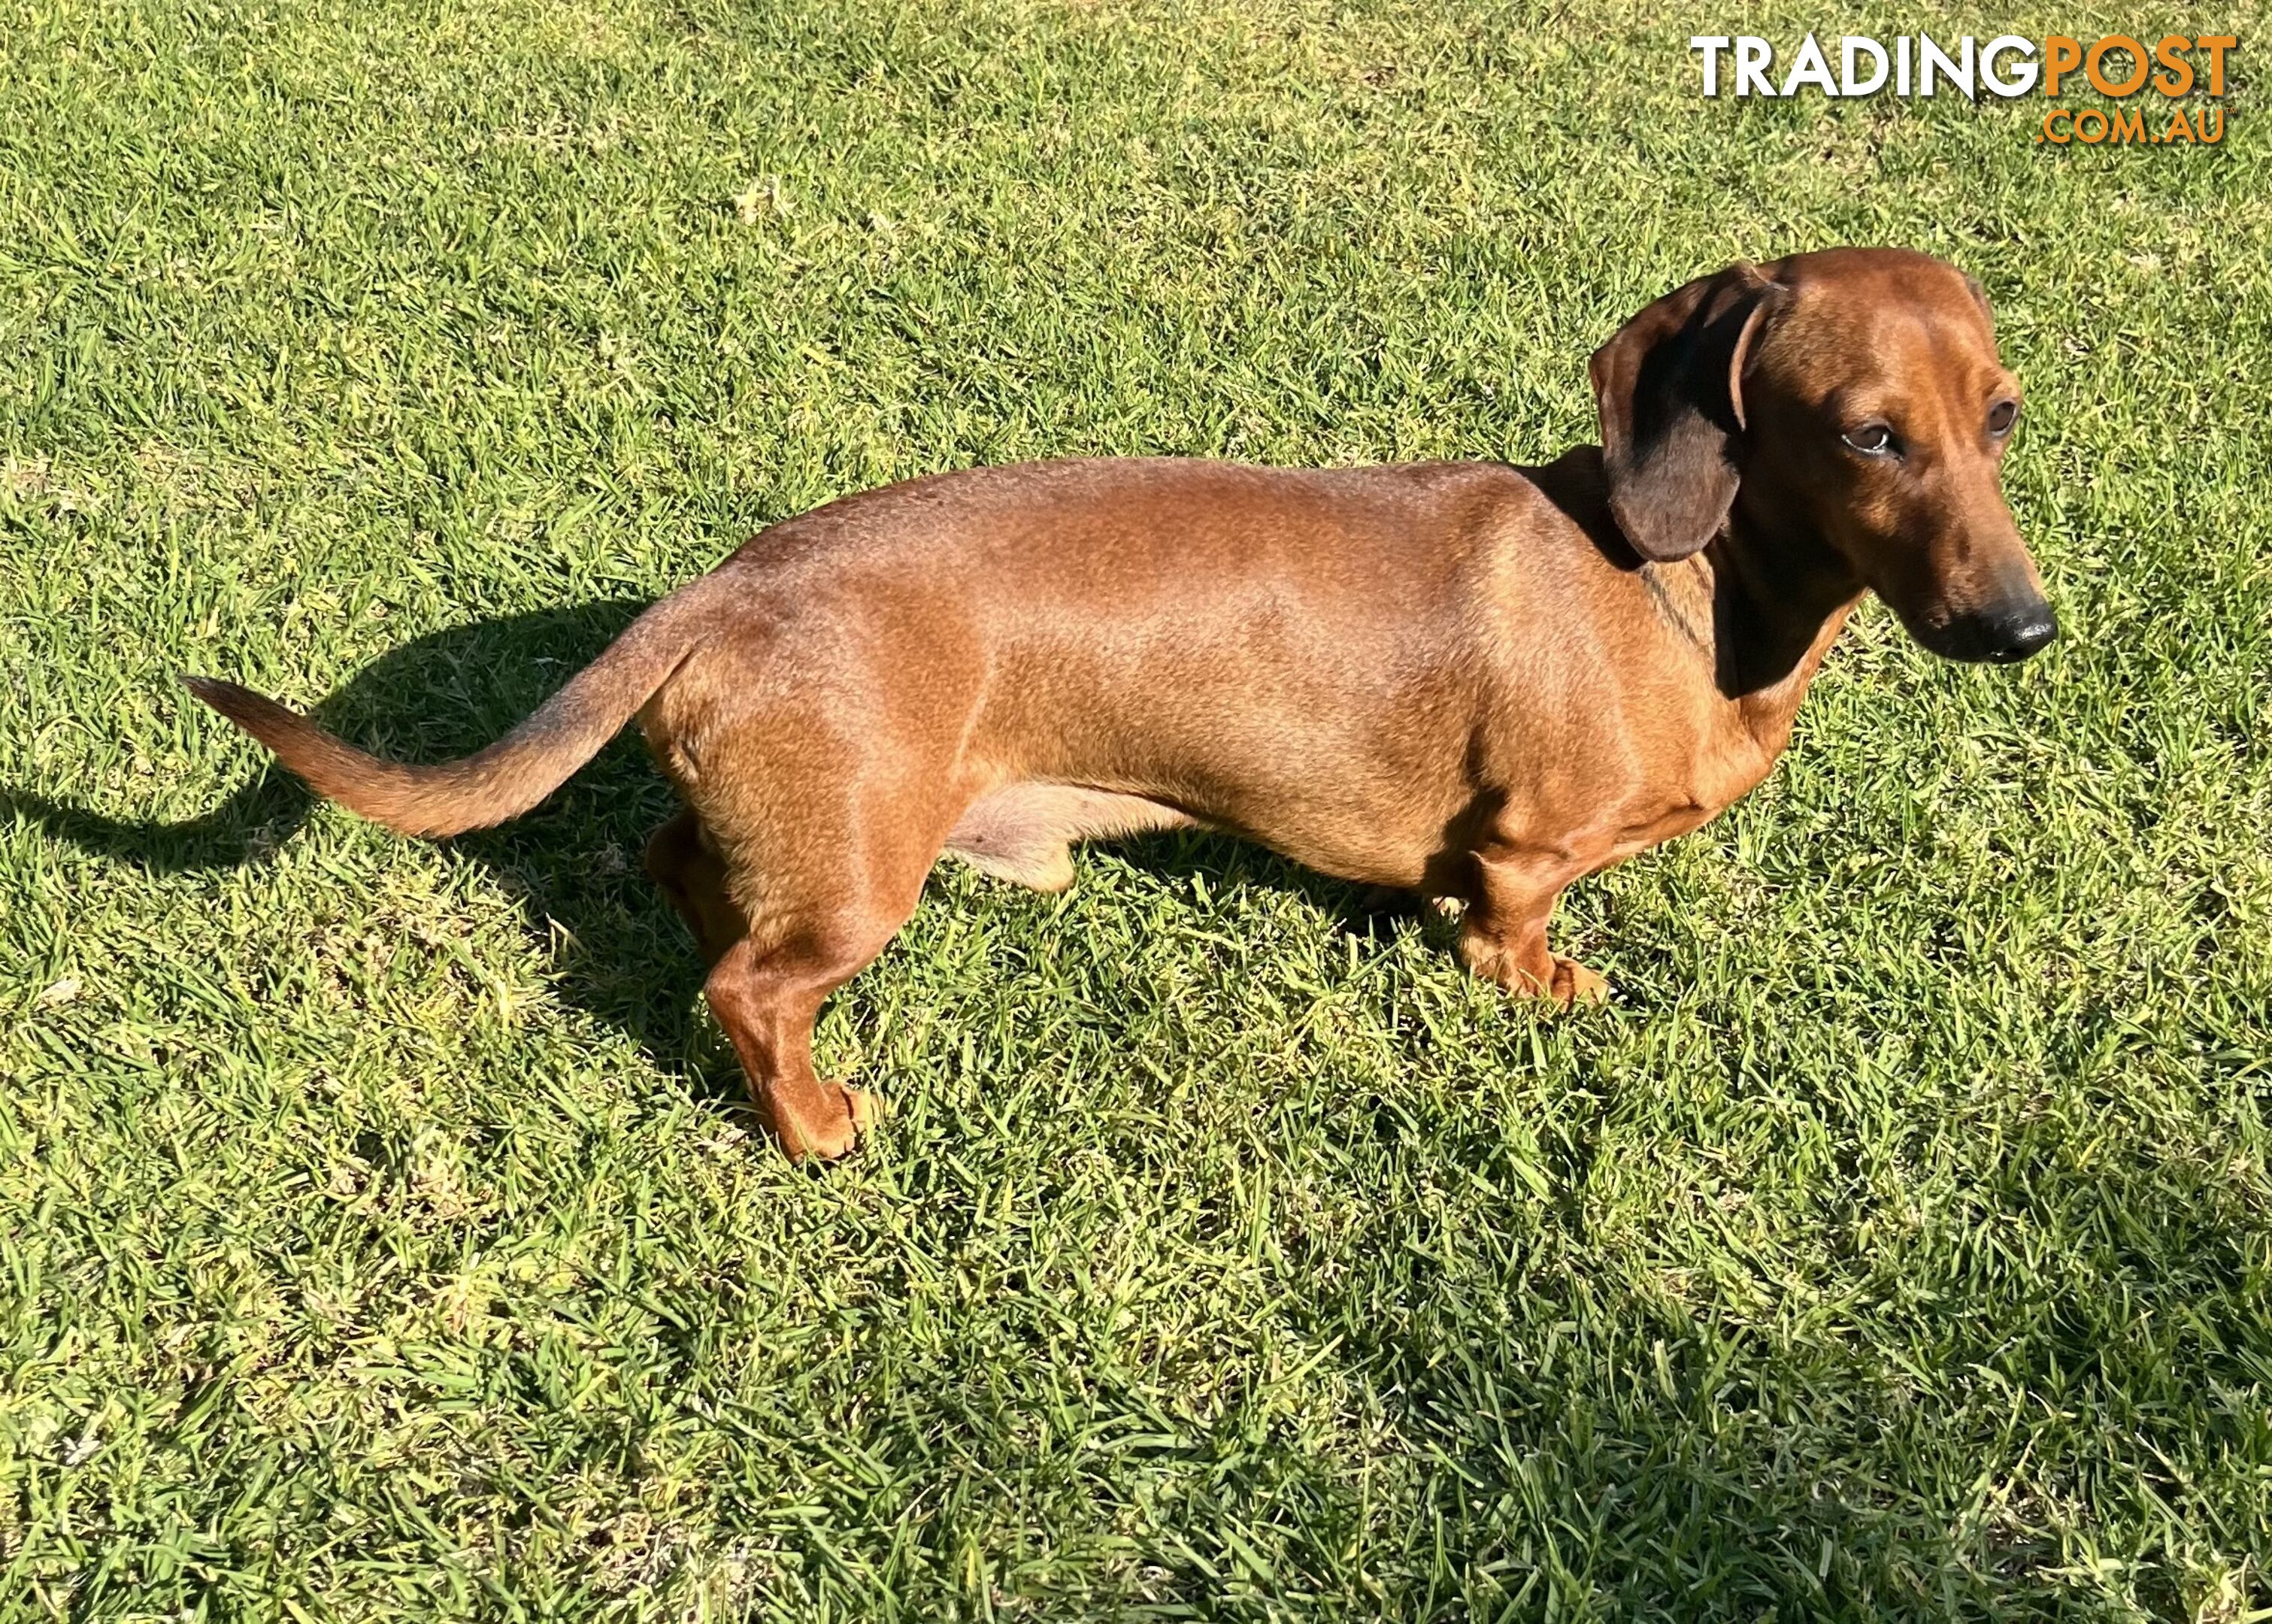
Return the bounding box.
[1979,601,2058,663]
[1934,599,2057,663]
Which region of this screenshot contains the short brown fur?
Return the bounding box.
[186,247,2055,1160]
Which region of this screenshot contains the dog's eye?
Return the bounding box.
[1986,398,2019,438]
[1843,423,1898,457]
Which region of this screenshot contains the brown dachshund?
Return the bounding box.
[186,247,2055,1159]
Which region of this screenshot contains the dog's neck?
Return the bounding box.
[1522,449,1863,732]
[1704,495,1865,707]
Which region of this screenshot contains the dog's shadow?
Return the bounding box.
[8,602,1418,1099]
[5,601,734,1085]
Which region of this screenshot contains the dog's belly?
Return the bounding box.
[942,783,1201,890]
[939,771,1469,895]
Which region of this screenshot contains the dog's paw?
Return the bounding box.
[1548,956,1610,1007]
[777,1081,880,1162]
[1462,935,1610,1008]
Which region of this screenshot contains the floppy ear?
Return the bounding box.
[1589,262,1786,562]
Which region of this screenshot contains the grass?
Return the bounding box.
[2,0,2269,1615]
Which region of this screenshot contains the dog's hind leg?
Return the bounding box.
[691,780,950,1161]
[644,809,742,968]
[703,931,884,1161]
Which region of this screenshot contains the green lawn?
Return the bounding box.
[3,0,2269,1616]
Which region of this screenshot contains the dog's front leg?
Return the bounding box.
[1458,846,1610,1007]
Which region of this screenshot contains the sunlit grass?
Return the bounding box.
[2,0,2267,1616]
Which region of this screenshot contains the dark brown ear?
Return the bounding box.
[1589,262,1786,562]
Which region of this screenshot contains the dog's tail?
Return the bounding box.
[181,580,717,838]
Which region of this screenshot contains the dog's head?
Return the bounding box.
[1590,247,2055,664]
